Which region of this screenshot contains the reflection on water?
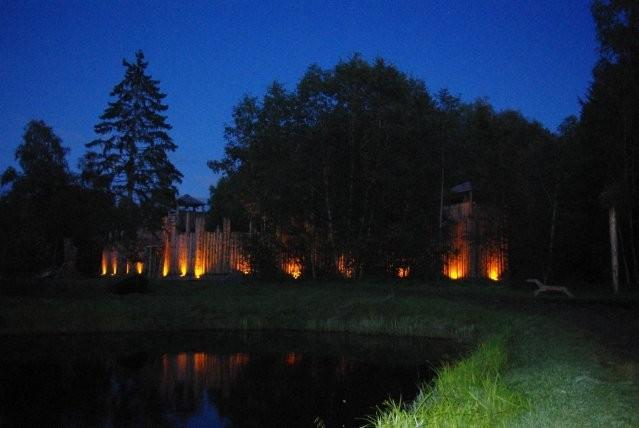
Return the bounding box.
[0,332,461,427]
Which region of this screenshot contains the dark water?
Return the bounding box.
[0,331,462,427]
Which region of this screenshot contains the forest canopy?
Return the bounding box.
[208,56,570,281]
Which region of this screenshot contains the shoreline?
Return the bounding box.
[2,279,638,426]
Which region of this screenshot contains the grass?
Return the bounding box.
[369,336,528,427]
[1,277,638,426]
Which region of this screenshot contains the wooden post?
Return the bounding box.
[468,192,478,279]
[609,205,619,294]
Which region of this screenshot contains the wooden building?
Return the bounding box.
[101,188,508,281]
[160,195,250,278]
[442,182,508,281]
[101,195,250,279]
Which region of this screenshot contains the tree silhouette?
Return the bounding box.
[82,50,182,231]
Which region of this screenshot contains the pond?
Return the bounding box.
[0,331,463,427]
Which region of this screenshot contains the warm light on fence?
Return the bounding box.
[101,250,108,275]
[111,251,118,275]
[284,259,302,279]
[337,254,354,278]
[162,243,170,277]
[485,250,503,281]
[236,257,251,275]
[445,258,465,280]
[397,266,411,278]
[135,262,144,275]
[179,238,188,277]
[194,264,204,279]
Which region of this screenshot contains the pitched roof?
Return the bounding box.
[177,194,205,207]
[451,181,473,193]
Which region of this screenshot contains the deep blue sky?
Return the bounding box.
[1,0,598,198]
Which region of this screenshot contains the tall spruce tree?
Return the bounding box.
[83,50,182,230]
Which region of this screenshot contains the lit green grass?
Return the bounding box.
[369,336,527,427]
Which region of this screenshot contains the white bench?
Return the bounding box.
[526,278,574,298]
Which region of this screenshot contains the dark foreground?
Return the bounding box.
[1,278,638,426]
[0,331,461,427]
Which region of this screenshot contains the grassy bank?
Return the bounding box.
[1,278,638,426]
[369,336,527,427]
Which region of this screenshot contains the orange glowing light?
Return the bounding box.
[445,258,465,280]
[284,352,301,366]
[236,257,252,275]
[194,244,205,279]
[126,262,131,275]
[337,254,354,278]
[397,266,411,278]
[284,259,302,279]
[135,262,144,275]
[162,244,170,277]
[111,251,118,275]
[100,250,108,275]
[176,352,188,381]
[229,353,250,368]
[194,265,204,279]
[194,352,207,373]
[485,250,503,281]
[178,244,188,277]
[442,221,470,280]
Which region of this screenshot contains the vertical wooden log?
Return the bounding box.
[204,232,209,274]
[171,213,178,276]
[214,228,220,273]
[223,218,231,273]
[215,229,219,273]
[609,205,619,293]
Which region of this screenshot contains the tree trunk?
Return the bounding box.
[618,220,632,284]
[544,186,558,284]
[609,205,620,293]
[628,209,639,285]
[322,166,337,270]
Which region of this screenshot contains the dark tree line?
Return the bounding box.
[209,57,557,280]
[577,0,639,288]
[0,51,181,277]
[0,121,114,275]
[209,1,638,288]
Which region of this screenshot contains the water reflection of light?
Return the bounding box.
[229,353,250,368]
[77,346,436,428]
[284,352,301,366]
[194,352,207,373]
[176,353,189,381]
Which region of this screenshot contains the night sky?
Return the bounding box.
[1,0,597,198]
